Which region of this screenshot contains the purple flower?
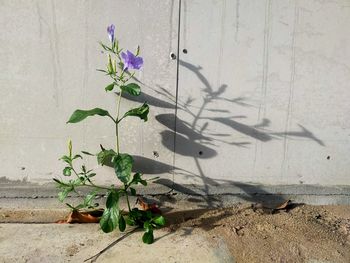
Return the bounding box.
[107,24,115,43]
[121,50,143,70]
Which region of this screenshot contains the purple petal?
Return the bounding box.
[133,56,143,69]
[107,24,115,42]
[121,50,143,71]
[121,51,127,60]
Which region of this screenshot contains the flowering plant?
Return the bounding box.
[54,25,165,244]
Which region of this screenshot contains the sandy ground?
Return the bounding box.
[167,204,350,263]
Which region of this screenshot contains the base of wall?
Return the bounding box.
[1,182,349,211]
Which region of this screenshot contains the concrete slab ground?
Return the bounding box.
[0,224,234,263]
[0,183,349,263]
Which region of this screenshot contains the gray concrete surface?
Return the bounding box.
[0,184,349,216]
[0,0,178,184]
[0,224,234,263]
[0,0,350,193]
[175,0,350,185]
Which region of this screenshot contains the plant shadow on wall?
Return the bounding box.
[124,59,325,210]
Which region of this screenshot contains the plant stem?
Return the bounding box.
[125,190,131,212]
[115,90,123,154]
[86,180,112,191]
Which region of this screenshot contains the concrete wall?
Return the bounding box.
[0,0,349,188]
[174,0,350,186]
[0,0,179,185]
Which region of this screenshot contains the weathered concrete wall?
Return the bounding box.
[0,0,179,185]
[173,0,350,186]
[0,0,349,190]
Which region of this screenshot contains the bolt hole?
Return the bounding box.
[199,151,203,156]
[327,156,330,160]
[170,52,176,60]
[183,49,188,54]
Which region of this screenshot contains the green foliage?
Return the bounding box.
[63,167,72,176]
[105,83,115,92]
[153,215,166,226]
[142,229,154,244]
[97,148,117,166]
[114,154,133,184]
[123,103,149,122]
[100,191,120,233]
[118,215,126,232]
[130,173,147,186]
[67,108,113,124]
[55,26,164,244]
[120,83,141,96]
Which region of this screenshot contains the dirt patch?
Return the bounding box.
[166,204,350,263]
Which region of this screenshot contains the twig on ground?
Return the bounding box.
[84,227,140,262]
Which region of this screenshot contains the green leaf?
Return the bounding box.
[81,151,94,156]
[72,154,82,160]
[97,149,117,166]
[131,173,147,186]
[74,203,86,210]
[67,108,113,124]
[68,140,72,157]
[84,190,98,207]
[143,221,150,231]
[60,155,72,165]
[125,216,136,226]
[96,69,108,73]
[142,230,154,244]
[153,215,166,227]
[53,178,65,186]
[100,206,119,233]
[114,154,133,184]
[130,187,136,196]
[119,215,126,232]
[106,190,119,208]
[122,103,149,122]
[129,208,143,221]
[58,187,73,202]
[100,191,120,233]
[65,203,77,211]
[63,167,72,176]
[99,42,113,52]
[71,177,84,186]
[145,210,153,220]
[120,83,141,96]
[87,173,96,178]
[118,62,124,71]
[135,45,140,56]
[105,83,115,92]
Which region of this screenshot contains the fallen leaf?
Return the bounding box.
[56,209,103,224]
[274,200,292,210]
[136,198,162,214]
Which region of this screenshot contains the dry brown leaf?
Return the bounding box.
[56,210,103,224]
[136,198,162,214]
[274,200,292,210]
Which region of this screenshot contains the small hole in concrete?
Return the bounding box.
[199,151,203,156]
[170,52,176,60]
[327,156,330,160]
[183,49,188,54]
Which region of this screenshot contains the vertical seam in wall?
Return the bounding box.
[171,0,182,189]
[282,1,299,176]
